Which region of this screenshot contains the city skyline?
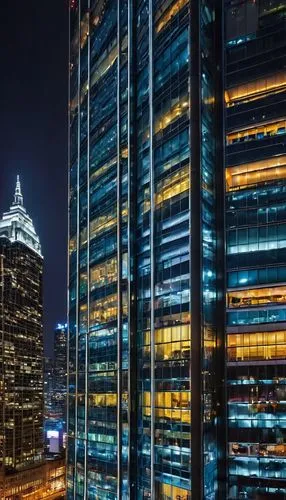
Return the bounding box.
[0,1,68,355]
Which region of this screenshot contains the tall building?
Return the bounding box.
[68,1,225,499]
[0,177,44,473]
[52,323,67,423]
[44,356,55,418]
[225,1,286,498]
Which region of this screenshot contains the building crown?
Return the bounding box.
[12,175,24,207]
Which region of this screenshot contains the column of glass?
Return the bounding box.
[200,1,220,498]
[225,1,286,497]
[118,0,129,496]
[87,1,119,498]
[153,1,191,497]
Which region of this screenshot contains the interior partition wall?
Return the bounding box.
[67,1,225,499]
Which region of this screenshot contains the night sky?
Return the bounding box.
[0,1,69,355]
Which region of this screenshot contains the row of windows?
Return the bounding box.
[225,71,286,107]
[229,442,286,458]
[226,155,286,191]
[228,286,286,308]
[228,266,286,288]
[227,119,286,145]
[228,308,286,326]
[228,223,286,254]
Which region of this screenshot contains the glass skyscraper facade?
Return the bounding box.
[68,0,224,499]
[225,1,286,498]
[0,178,44,473]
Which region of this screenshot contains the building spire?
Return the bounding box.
[13,175,23,206]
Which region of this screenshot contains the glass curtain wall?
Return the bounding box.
[68,1,224,499]
[225,1,286,498]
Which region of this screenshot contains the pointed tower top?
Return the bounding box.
[12,175,23,207]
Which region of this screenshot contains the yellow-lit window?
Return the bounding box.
[155,166,189,205]
[226,155,286,191]
[227,120,286,145]
[90,212,117,239]
[228,331,286,361]
[90,257,117,289]
[155,391,190,408]
[225,72,286,107]
[69,236,77,254]
[155,341,190,361]
[155,0,188,33]
[155,324,190,343]
[90,156,116,182]
[228,286,286,308]
[80,12,89,49]
[157,483,190,499]
[89,294,117,325]
[89,393,117,407]
[154,96,189,134]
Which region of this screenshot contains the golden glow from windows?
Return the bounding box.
[155,165,189,205]
[90,156,116,181]
[69,236,76,254]
[230,442,286,458]
[80,12,90,48]
[155,324,190,343]
[90,257,117,290]
[157,483,190,499]
[155,0,188,33]
[155,341,190,361]
[90,293,127,325]
[227,119,286,145]
[225,72,286,107]
[228,331,286,361]
[154,96,189,134]
[225,155,286,191]
[228,286,286,308]
[90,203,127,240]
[90,43,118,90]
[89,393,117,407]
[143,392,191,422]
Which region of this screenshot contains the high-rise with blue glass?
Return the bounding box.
[225,0,286,498]
[68,0,225,498]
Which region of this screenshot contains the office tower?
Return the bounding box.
[0,177,44,472]
[225,1,286,498]
[53,323,67,423]
[68,1,224,499]
[44,356,55,418]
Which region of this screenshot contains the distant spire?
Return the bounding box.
[12,175,24,206]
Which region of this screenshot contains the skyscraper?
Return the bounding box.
[225,1,286,498]
[53,323,67,423]
[68,1,224,499]
[0,177,44,473]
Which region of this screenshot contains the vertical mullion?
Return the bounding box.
[74,2,81,498]
[84,2,91,497]
[148,0,155,497]
[117,0,122,497]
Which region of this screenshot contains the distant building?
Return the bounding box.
[44,356,54,418]
[43,325,67,457]
[0,177,44,473]
[52,323,67,424]
[0,457,65,499]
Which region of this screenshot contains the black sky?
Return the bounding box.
[0,1,69,355]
